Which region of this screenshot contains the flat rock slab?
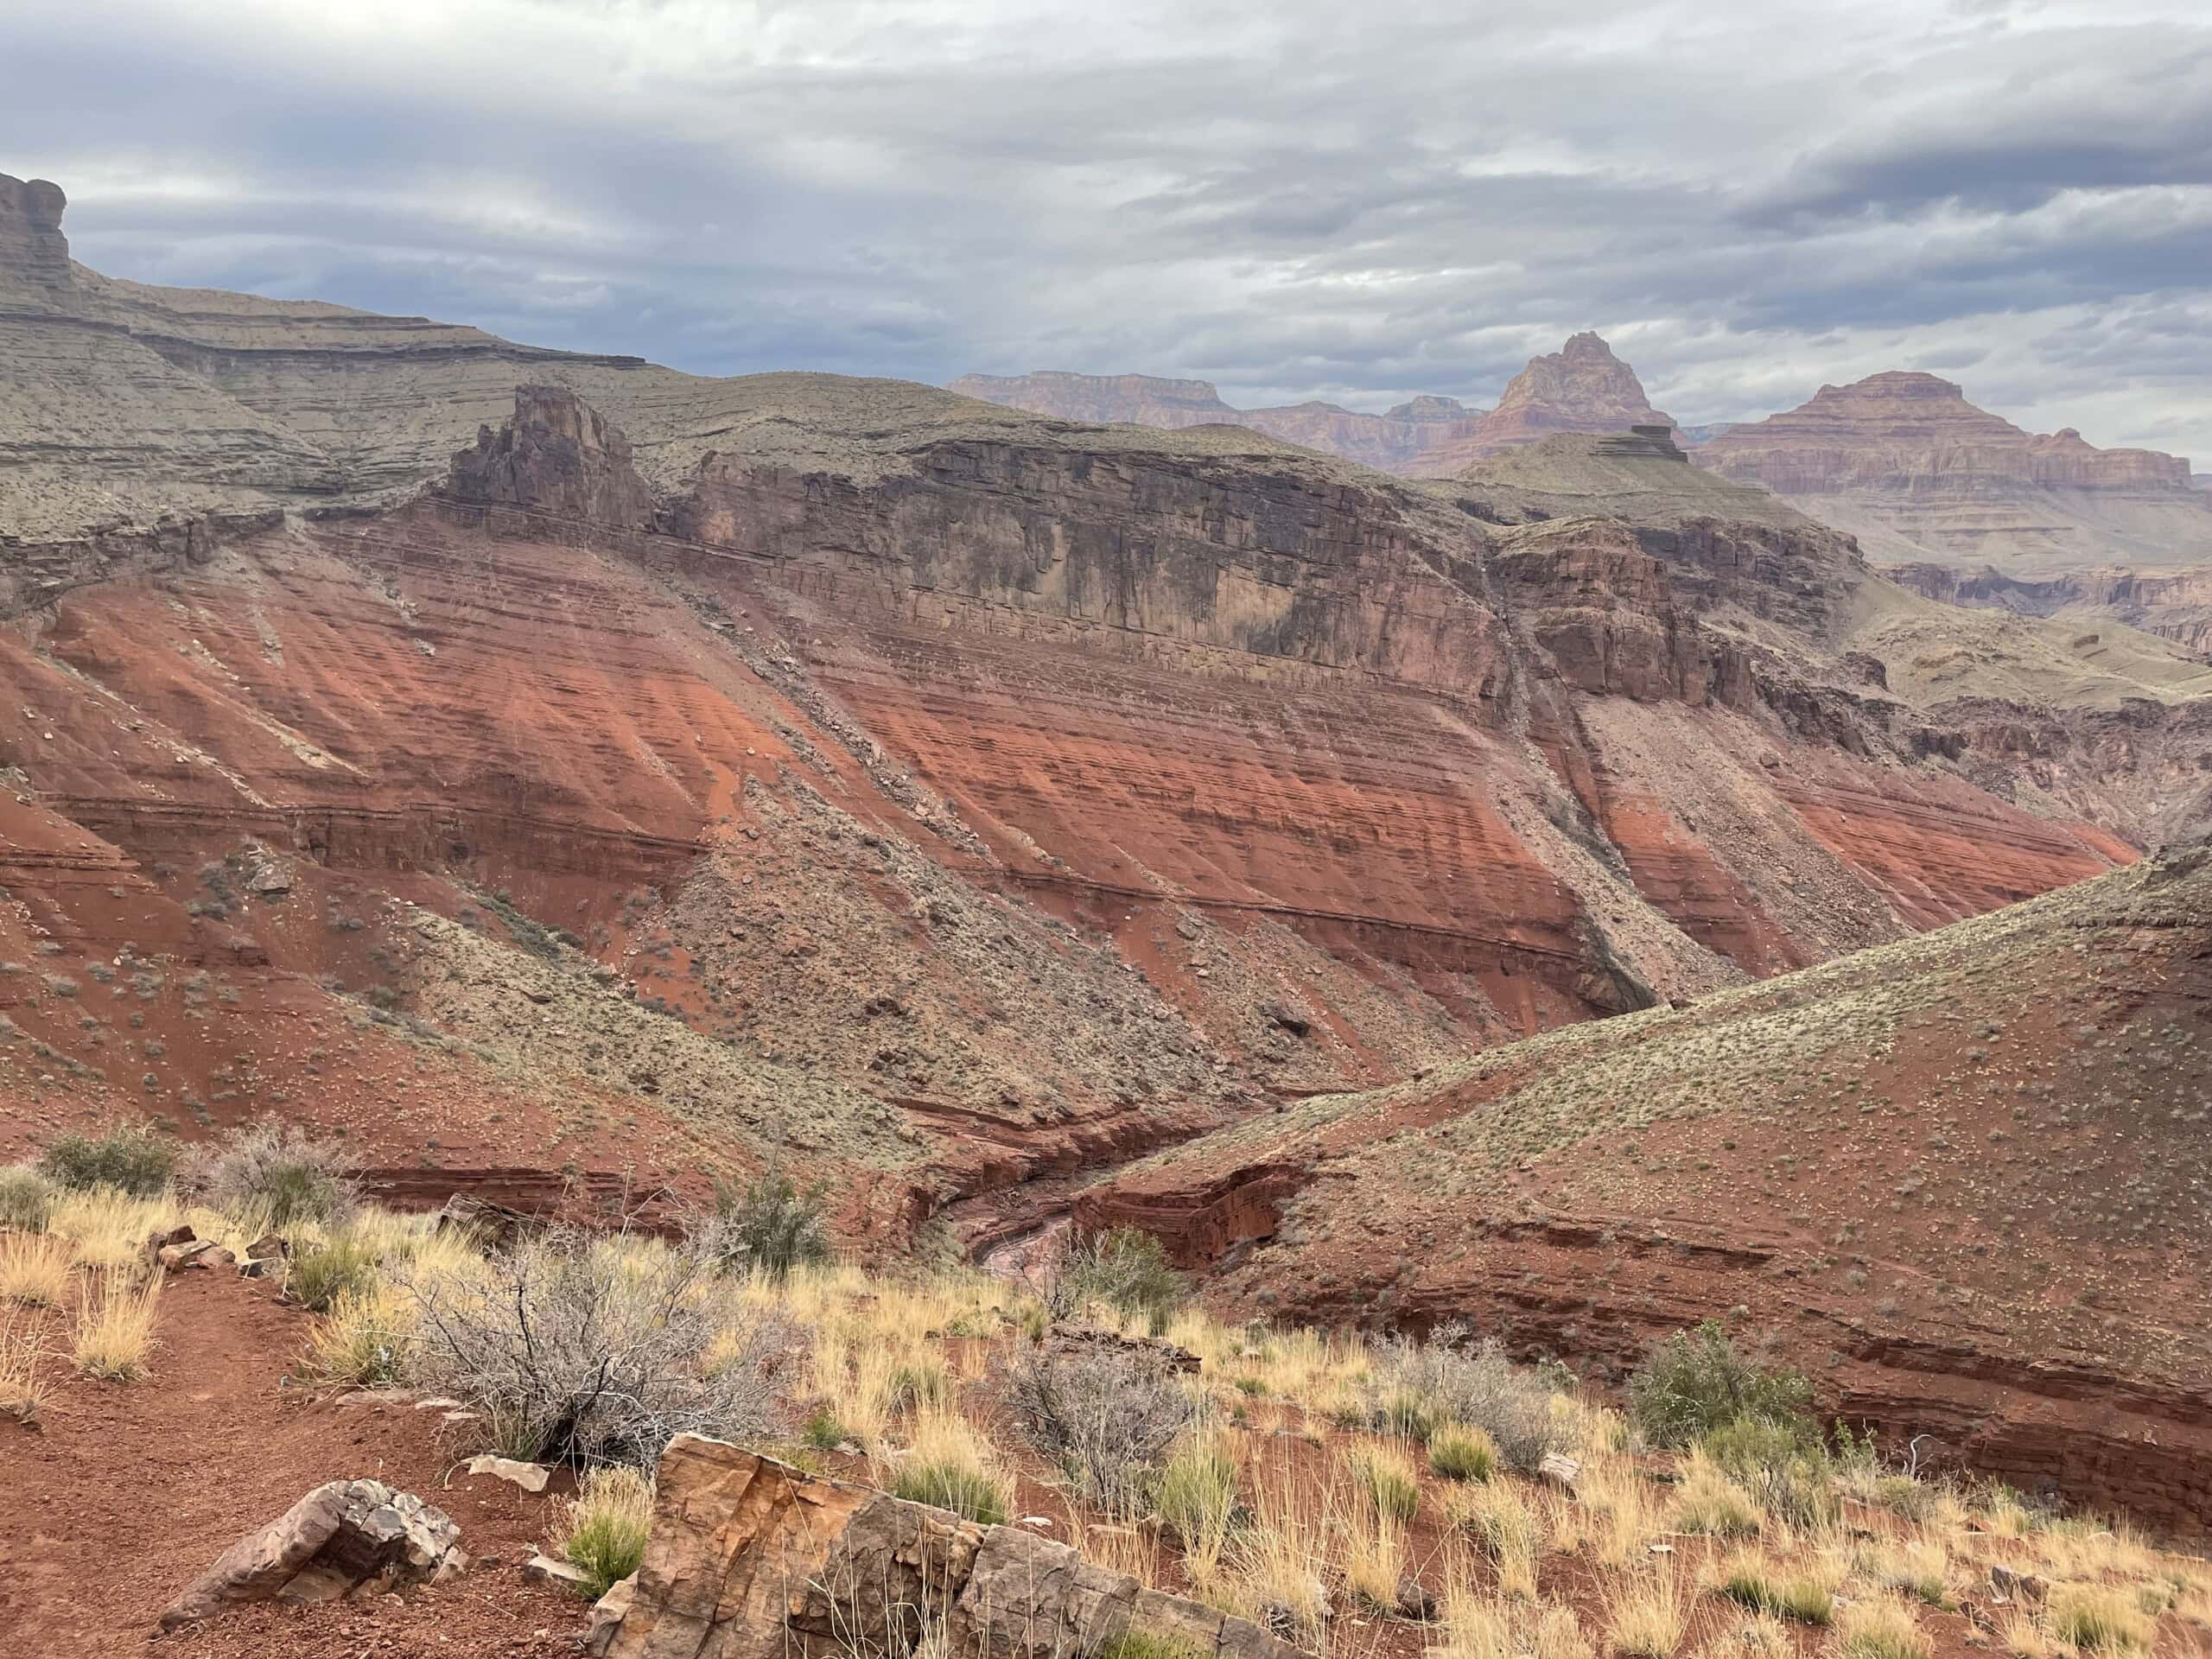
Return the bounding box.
[467,1454,551,1492]
[157,1478,466,1630]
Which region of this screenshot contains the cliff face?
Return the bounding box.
[948,370,1470,471]
[7,180,2210,1521]
[1886,562,2212,658]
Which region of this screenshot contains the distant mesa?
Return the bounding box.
[1694,371,2195,494]
[953,332,1669,477]
[949,369,1468,471]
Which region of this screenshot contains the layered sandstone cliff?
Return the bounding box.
[954,335,1674,479]
[1693,372,2210,575]
[1886,561,2212,658]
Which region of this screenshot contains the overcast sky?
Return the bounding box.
[7,0,2212,461]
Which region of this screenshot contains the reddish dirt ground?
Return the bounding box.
[0,1271,587,1658]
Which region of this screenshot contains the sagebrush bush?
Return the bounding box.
[562,1465,654,1599]
[404,1227,793,1467]
[1050,1227,1185,1330]
[39,1122,176,1197]
[1629,1322,1812,1448]
[1371,1324,1560,1473]
[191,1119,359,1227]
[1006,1345,1193,1510]
[0,1164,57,1231]
[709,1166,832,1281]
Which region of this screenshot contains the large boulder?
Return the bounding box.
[157,1479,466,1629]
[601,1437,1300,1659]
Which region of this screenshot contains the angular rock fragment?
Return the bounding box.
[157,1479,465,1629]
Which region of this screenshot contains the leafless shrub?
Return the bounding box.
[402,1226,794,1468]
[1373,1322,1561,1474]
[1006,1345,1194,1510]
[188,1118,360,1228]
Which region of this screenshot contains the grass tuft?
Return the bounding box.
[1431,1422,1500,1483]
[73,1268,162,1381]
[561,1465,654,1599]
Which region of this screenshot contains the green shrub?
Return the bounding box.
[802,1408,850,1450]
[1630,1322,1813,1447]
[1057,1228,1185,1328]
[39,1122,176,1197]
[892,1460,1008,1524]
[284,1233,379,1313]
[1427,1422,1497,1483]
[0,1164,57,1231]
[710,1166,832,1281]
[1703,1415,1835,1529]
[194,1119,359,1227]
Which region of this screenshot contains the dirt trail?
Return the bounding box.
[0,1273,580,1658]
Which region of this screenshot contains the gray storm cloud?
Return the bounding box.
[3,0,2209,460]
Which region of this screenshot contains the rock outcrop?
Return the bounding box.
[0,175,72,305]
[949,370,1471,472]
[3,170,2205,1268]
[1692,372,2210,574]
[1414,334,1675,472]
[158,1479,465,1628]
[448,385,655,527]
[599,1436,1301,1659]
[1697,372,2191,495]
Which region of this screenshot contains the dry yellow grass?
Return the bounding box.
[1603,1560,1688,1659]
[73,1267,162,1381]
[0,1231,73,1306]
[48,1185,179,1271]
[1448,1478,1540,1599]
[1830,1595,1930,1659]
[0,1297,50,1420]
